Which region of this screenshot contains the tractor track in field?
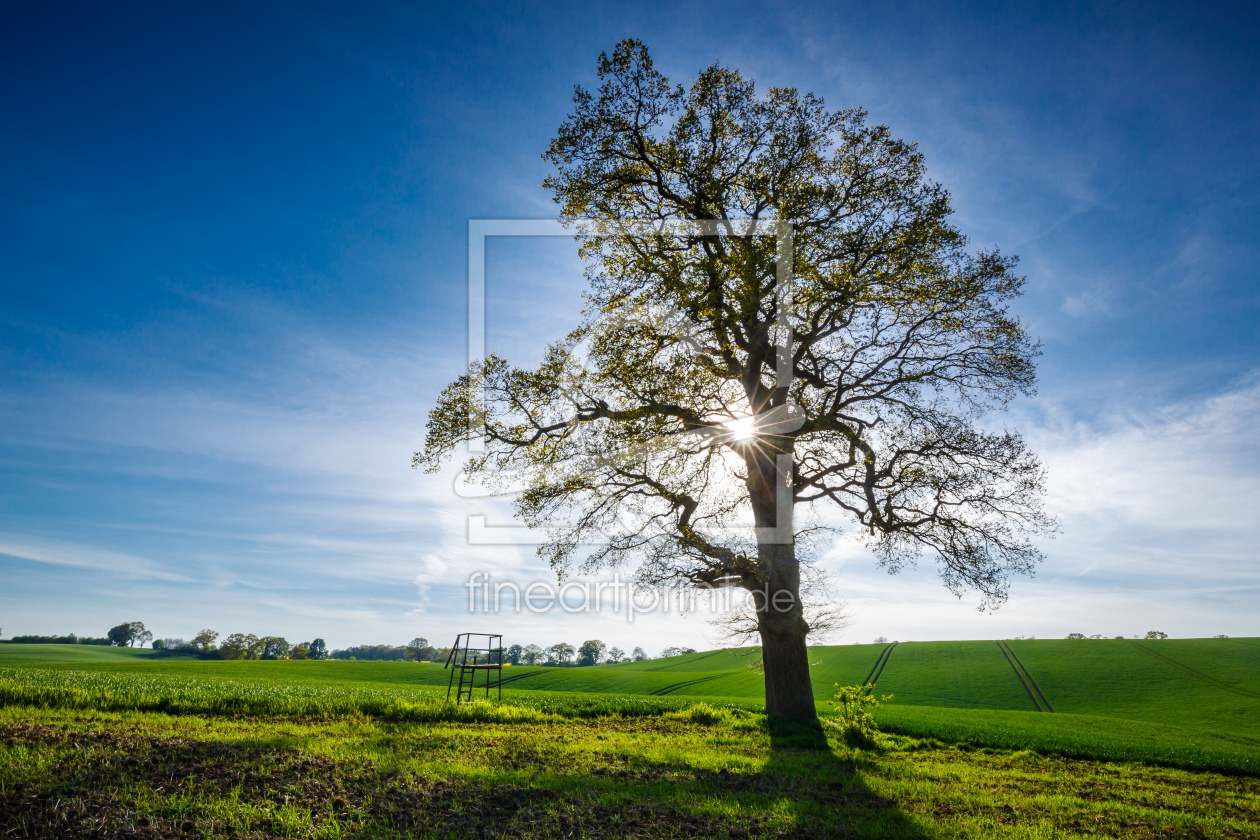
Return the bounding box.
[1122,640,1260,700]
[996,641,1053,712]
[649,673,729,696]
[862,642,897,695]
[641,651,730,672]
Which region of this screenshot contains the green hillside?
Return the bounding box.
[1141,637,1260,694]
[860,640,1036,710]
[4,637,1260,774]
[0,643,169,664]
[4,637,1257,742]
[1007,638,1260,740]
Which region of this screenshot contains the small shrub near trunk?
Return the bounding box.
[828,684,892,747]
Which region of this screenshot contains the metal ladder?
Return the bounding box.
[444,633,503,703]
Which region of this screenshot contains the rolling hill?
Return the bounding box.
[4,636,1257,736]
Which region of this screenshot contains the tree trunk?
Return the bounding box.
[758,569,816,720]
[747,451,817,721]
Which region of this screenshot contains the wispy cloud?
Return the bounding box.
[0,533,196,582]
[816,373,1260,641]
[1035,373,1260,536]
[1060,288,1113,318]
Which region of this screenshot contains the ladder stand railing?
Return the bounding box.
[444,633,503,703]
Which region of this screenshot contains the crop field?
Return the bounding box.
[1,639,1258,837]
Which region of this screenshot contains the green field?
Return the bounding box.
[1,637,1258,775]
[2,640,1258,837]
[7,705,1259,839]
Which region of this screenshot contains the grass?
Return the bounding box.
[0,644,172,664]
[876,705,1260,776]
[2,662,1258,778]
[2,705,1258,839]
[1006,638,1260,740]
[1139,638,1260,695]
[2,639,1258,777]
[0,667,760,722]
[2,642,1259,837]
[864,641,1036,711]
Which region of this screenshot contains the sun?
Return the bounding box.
[724,415,757,441]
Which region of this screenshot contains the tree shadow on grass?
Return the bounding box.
[758,716,931,839]
[391,722,935,839]
[2,716,934,839]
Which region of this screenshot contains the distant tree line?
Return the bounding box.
[4,633,111,646]
[318,640,696,666]
[0,622,151,648]
[1065,631,1172,640]
[209,634,328,660]
[496,642,695,667]
[327,640,693,666]
[154,631,330,660]
[0,625,325,660]
[0,626,704,665]
[328,639,451,662]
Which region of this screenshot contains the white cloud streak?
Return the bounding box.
[0,533,195,583]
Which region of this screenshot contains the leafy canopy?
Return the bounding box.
[419,40,1053,609]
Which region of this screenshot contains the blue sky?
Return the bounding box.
[1,1,1257,652]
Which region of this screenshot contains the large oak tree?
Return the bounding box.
[419,41,1054,720]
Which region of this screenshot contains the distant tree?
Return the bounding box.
[1213,634,1229,639]
[107,623,133,647]
[1144,630,1168,640]
[1114,635,1125,639]
[577,640,607,667]
[405,637,433,662]
[191,629,219,653]
[505,644,524,665]
[874,637,889,645]
[260,637,290,659]
[1089,634,1104,639]
[606,647,626,663]
[236,634,258,659]
[1065,633,1086,640]
[290,643,311,660]
[546,643,576,665]
[659,646,695,658]
[218,633,251,660]
[521,644,544,665]
[308,638,328,660]
[249,636,264,658]
[127,622,152,648]
[152,639,165,650]
[631,646,648,662]
[219,633,266,660]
